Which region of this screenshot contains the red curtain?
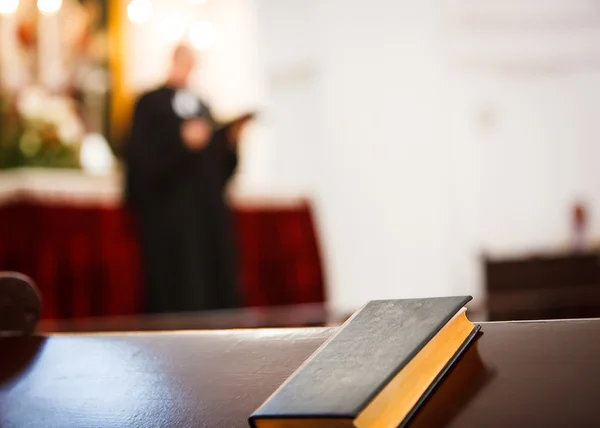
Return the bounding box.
[0,200,325,319]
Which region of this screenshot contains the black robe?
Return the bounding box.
[124,86,239,313]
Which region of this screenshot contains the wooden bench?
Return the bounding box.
[2,318,600,427]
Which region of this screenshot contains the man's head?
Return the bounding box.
[168,44,197,88]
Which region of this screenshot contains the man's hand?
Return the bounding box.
[181,118,212,150]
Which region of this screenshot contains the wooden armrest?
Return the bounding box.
[0,272,41,336]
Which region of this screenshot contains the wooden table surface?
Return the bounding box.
[38,303,332,333]
[2,319,600,427]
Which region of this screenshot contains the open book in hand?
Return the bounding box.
[213,112,258,144]
[215,112,258,133]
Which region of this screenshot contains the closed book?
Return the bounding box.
[249,296,480,428]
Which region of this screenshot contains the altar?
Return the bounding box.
[0,169,325,320]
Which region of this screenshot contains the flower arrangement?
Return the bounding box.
[0,86,85,169]
[0,0,112,171]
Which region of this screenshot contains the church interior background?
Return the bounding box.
[2,0,600,328]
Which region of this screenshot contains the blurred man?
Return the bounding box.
[125,44,249,313]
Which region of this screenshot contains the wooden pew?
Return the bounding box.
[2,318,600,427]
[485,253,600,320]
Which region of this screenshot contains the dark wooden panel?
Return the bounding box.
[485,253,600,292]
[485,253,600,320]
[2,319,600,427]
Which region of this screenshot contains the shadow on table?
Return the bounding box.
[407,334,494,428]
[0,336,47,388]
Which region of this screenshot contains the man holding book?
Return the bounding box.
[125,44,253,314]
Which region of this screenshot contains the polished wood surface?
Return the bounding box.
[2,319,600,427]
[38,303,331,333]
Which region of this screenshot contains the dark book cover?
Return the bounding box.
[215,112,257,133]
[249,296,478,427]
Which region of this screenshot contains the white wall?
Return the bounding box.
[254,0,324,194]
[318,0,458,312]
[447,0,600,255]
[257,0,456,313]
[455,74,600,253]
[257,0,600,314]
[444,0,600,305]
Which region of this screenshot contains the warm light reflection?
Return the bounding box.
[161,16,186,41]
[189,21,216,51]
[127,0,152,24]
[37,0,61,14]
[0,0,19,15]
[80,133,115,176]
[1,337,159,422]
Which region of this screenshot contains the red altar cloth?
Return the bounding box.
[0,199,325,319]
